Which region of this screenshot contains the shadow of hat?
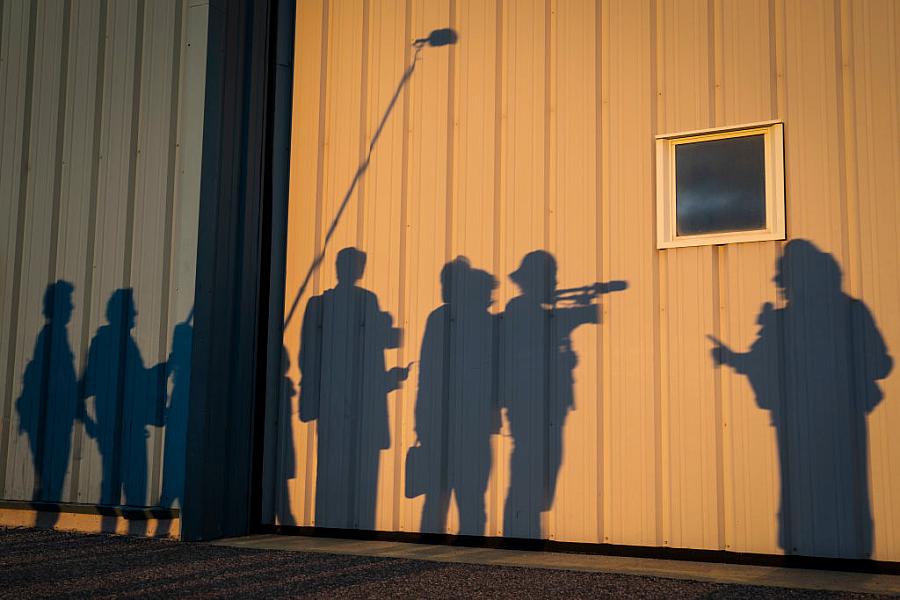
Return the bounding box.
[509,250,556,286]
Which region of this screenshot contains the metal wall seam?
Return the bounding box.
[490,0,503,540]
[848,0,900,560]
[82,0,134,505]
[152,0,185,509]
[111,0,144,508]
[595,0,607,547]
[166,0,210,511]
[0,0,21,455]
[61,0,104,502]
[0,0,38,500]
[72,0,108,504]
[44,0,73,505]
[391,0,412,533]
[11,0,68,502]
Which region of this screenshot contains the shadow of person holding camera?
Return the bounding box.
[298,247,409,530]
[500,251,607,539]
[710,239,892,558]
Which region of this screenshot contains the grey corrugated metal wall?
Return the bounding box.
[0,0,209,509]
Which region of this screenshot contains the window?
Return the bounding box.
[655,121,785,249]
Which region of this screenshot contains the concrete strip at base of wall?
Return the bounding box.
[212,534,900,596]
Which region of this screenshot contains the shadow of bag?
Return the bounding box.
[405,442,426,498]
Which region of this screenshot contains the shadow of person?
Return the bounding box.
[410,257,500,535]
[276,345,297,526]
[80,289,167,533]
[298,247,409,529]
[710,239,892,558]
[500,251,600,539]
[157,309,193,536]
[15,281,79,525]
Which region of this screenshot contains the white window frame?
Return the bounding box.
[655,120,785,249]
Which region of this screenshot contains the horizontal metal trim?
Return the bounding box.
[0,500,179,520]
[655,119,784,140]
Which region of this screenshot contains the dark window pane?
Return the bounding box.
[675,134,766,235]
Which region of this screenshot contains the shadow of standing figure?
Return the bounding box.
[412,257,500,535]
[276,345,297,526]
[15,281,79,520]
[160,309,193,511]
[501,251,599,539]
[80,289,168,514]
[710,239,892,558]
[298,248,409,529]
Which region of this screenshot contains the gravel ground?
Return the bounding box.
[0,527,891,599]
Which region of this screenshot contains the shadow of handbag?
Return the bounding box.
[405,441,426,498]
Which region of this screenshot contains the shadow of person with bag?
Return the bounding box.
[710,239,892,558]
[298,247,409,530]
[407,257,500,535]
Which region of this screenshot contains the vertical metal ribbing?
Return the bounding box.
[708,0,727,552]
[391,0,412,532]
[593,0,604,545]
[442,0,458,534]
[149,0,185,506]
[355,0,369,248]
[0,0,5,81]
[111,0,146,506]
[347,0,370,528]
[69,0,109,502]
[445,0,457,263]
[649,0,665,548]
[489,0,504,537]
[48,0,73,288]
[541,0,553,539]
[303,0,330,526]
[33,0,74,503]
[0,0,39,499]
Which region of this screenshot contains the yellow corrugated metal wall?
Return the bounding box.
[273,0,900,561]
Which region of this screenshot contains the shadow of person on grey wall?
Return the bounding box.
[15,281,79,526]
[80,289,168,534]
[298,247,409,530]
[500,251,602,539]
[156,308,193,536]
[710,239,892,558]
[409,257,501,535]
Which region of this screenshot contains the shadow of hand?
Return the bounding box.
[707,334,733,367]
